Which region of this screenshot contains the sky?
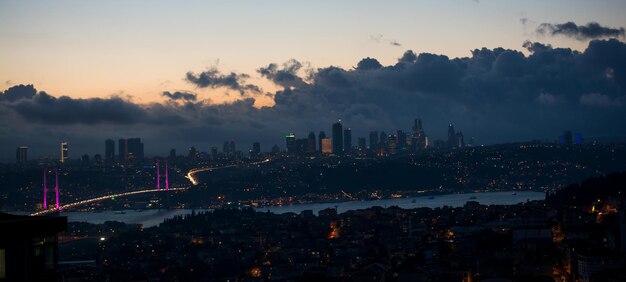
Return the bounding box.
[1,0,626,161]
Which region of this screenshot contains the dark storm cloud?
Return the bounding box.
[257,59,308,89]
[162,91,197,101]
[185,68,261,95]
[2,39,626,160]
[537,22,625,40]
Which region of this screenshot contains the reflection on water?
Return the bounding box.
[61,191,544,228]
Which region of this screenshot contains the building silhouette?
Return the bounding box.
[332,120,343,154]
[343,128,352,153]
[369,131,378,150]
[16,146,27,164]
[447,123,456,148]
[318,131,326,153]
[117,138,144,162]
[307,132,316,154]
[105,139,115,161]
[0,212,67,281]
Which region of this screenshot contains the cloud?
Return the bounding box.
[537,21,625,40]
[185,68,261,95]
[390,40,402,47]
[258,59,308,89]
[2,39,626,160]
[580,93,623,107]
[162,91,197,101]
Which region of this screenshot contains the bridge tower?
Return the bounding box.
[54,169,60,209]
[156,161,161,189]
[165,161,169,190]
[42,168,61,210]
[42,168,47,209]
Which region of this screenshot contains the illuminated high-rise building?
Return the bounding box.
[332,120,343,154]
[16,146,27,164]
[105,139,115,161]
[321,138,332,155]
[343,128,352,153]
[285,133,296,153]
[60,142,68,163]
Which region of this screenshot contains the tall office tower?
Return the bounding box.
[343,128,352,153]
[412,118,427,150]
[127,138,144,161]
[358,137,366,150]
[307,132,316,154]
[189,146,198,158]
[210,147,218,160]
[447,123,456,148]
[387,135,397,155]
[318,131,326,153]
[223,141,230,157]
[169,148,176,159]
[321,138,332,155]
[252,142,261,155]
[285,133,296,153]
[16,146,28,164]
[60,142,69,163]
[563,130,573,147]
[229,141,236,157]
[455,131,465,148]
[105,139,115,161]
[397,130,407,151]
[118,139,128,161]
[332,120,343,154]
[380,131,388,144]
[369,131,378,150]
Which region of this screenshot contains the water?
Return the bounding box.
[61,191,544,227]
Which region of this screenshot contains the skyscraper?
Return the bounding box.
[252,142,261,155]
[169,148,176,159]
[307,132,316,154]
[318,131,326,153]
[285,133,296,153]
[60,142,68,163]
[412,118,427,151]
[16,146,27,164]
[321,138,332,155]
[358,137,366,150]
[105,139,115,161]
[343,128,352,153]
[397,130,407,151]
[447,123,456,148]
[369,131,378,150]
[332,120,343,154]
[119,138,128,161]
[563,130,573,147]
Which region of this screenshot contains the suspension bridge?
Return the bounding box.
[31,159,271,216]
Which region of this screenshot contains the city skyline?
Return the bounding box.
[1,1,626,161]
